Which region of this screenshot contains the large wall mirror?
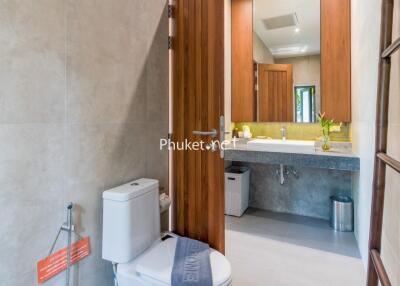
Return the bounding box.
[253,0,320,123]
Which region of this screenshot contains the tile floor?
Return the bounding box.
[225,208,366,286]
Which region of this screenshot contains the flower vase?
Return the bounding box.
[322,135,330,151]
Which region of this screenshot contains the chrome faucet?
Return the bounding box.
[280,126,286,140]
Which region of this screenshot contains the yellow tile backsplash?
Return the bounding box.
[234,122,351,142]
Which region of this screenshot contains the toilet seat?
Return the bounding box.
[117,236,232,286]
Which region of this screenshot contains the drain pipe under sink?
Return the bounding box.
[278,164,285,185]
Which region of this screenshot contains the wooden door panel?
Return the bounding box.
[172,0,225,252]
[232,0,254,122]
[279,72,285,120]
[321,0,351,122]
[278,72,284,120]
[258,64,293,122]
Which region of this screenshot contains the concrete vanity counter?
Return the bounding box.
[224,140,360,172]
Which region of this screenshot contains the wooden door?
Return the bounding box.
[321,0,351,122]
[172,0,225,252]
[258,64,293,122]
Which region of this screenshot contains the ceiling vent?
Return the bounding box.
[263,13,298,30]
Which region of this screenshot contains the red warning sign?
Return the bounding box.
[37,236,90,284]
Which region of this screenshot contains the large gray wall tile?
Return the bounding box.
[67,0,149,125]
[146,122,169,189]
[0,0,66,124]
[65,123,147,188]
[0,0,169,285]
[0,124,66,283]
[145,2,169,123]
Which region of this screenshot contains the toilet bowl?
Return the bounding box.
[102,178,232,286]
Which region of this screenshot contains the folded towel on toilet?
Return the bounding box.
[171,237,212,286]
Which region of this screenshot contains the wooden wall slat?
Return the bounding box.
[273,72,276,120]
[287,65,293,122]
[231,0,254,121]
[321,0,351,122]
[280,73,285,120]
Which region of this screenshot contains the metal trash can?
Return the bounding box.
[330,195,354,232]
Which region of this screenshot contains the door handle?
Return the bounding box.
[193,129,217,138]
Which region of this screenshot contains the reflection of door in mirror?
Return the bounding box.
[295,86,316,123]
[258,64,293,122]
[253,0,321,123]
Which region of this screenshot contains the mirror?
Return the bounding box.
[253,0,320,123]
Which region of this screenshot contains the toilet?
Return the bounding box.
[102,178,232,286]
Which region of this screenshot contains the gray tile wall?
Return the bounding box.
[236,163,352,220]
[0,1,168,285]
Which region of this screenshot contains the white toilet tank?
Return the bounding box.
[102,178,160,263]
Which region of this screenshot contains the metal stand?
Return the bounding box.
[48,203,82,286]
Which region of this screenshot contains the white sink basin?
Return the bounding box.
[247,139,316,154]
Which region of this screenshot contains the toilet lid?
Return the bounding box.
[136,237,231,286]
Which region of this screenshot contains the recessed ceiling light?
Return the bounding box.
[294,27,301,33]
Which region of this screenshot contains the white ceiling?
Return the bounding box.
[253,0,320,58]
